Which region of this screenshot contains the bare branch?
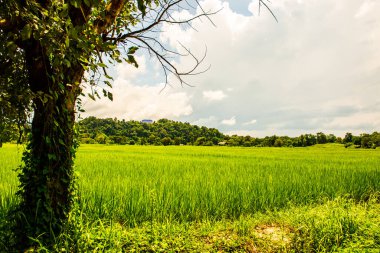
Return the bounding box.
[131,34,209,88]
[124,0,183,38]
[259,0,278,23]
[117,0,216,88]
[122,2,219,39]
[94,0,220,90]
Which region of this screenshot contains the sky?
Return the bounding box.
[82,0,380,137]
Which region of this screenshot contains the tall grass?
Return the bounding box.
[1,144,379,226]
[0,144,22,218]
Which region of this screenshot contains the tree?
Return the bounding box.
[316,132,327,144]
[161,136,172,146]
[274,138,284,147]
[0,0,216,249]
[326,134,336,143]
[343,132,353,143]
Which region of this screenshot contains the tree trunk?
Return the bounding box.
[14,40,83,249]
[16,93,76,241]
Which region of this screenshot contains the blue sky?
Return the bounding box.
[83,0,380,137]
[225,0,252,15]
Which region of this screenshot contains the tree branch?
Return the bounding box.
[94,0,127,34]
[94,0,217,89]
[259,0,278,23]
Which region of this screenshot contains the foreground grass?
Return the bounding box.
[3,195,378,252]
[58,144,380,224]
[1,144,380,251]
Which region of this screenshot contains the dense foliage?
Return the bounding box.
[75,116,380,148]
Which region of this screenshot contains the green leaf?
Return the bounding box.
[137,0,147,17]
[128,46,139,55]
[104,80,112,88]
[88,93,95,101]
[98,62,107,68]
[95,90,100,99]
[107,92,113,101]
[104,74,113,80]
[127,55,139,68]
[83,0,91,7]
[48,153,57,161]
[70,0,81,8]
[65,36,70,47]
[64,59,71,67]
[21,24,32,40]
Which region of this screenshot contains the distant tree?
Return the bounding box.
[360,134,372,148]
[326,134,337,143]
[343,133,353,143]
[174,137,183,145]
[95,133,108,144]
[316,132,327,144]
[194,136,207,146]
[352,135,362,146]
[161,137,172,146]
[274,138,284,147]
[371,132,380,147]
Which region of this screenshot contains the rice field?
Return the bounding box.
[1,143,379,226]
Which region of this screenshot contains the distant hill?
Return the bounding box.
[77,116,380,148]
[78,117,224,146]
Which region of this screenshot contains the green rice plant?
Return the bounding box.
[1,144,379,226]
[6,195,379,252]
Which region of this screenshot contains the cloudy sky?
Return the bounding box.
[83,0,380,137]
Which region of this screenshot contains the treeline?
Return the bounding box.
[2,116,379,148]
[79,117,224,146]
[78,117,380,148]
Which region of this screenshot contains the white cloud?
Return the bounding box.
[84,0,380,137]
[355,0,376,18]
[192,116,219,127]
[225,130,256,137]
[82,81,193,120]
[116,55,147,80]
[169,0,380,135]
[202,90,227,101]
[243,119,257,126]
[82,56,193,120]
[221,116,236,126]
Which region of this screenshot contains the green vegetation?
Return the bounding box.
[79,117,225,146]
[3,116,380,149]
[1,144,379,251]
[76,117,380,148]
[4,196,380,252]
